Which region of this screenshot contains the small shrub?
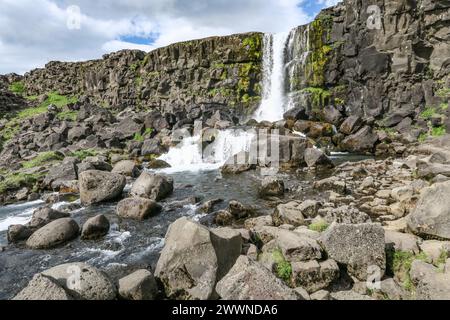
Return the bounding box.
[420,107,436,120]
[272,249,292,283]
[9,81,25,95]
[70,149,98,160]
[431,126,446,137]
[308,220,329,232]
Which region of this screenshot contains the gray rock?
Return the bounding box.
[319,223,386,281]
[407,180,450,240]
[26,218,79,249]
[13,274,73,300]
[154,217,241,300]
[118,269,158,300]
[28,206,69,229]
[384,230,421,254]
[81,214,110,240]
[304,148,333,168]
[7,224,33,243]
[291,259,340,293]
[112,160,140,177]
[130,172,173,201]
[310,290,330,300]
[43,157,79,190]
[258,177,285,198]
[419,240,450,265]
[79,170,126,206]
[116,197,162,220]
[272,201,306,227]
[410,260,450,300]
[42,262,117,300]
[215,255,298,300]
[221,151,256,174]
[330,290,374,300]
[244,215,273,230]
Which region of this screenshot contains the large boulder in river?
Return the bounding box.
[154,217,242,300]
[118,269,158,300]
[13,274,73,300]
[407,180,450,240]
[41,262,117,300]
[28,206,69,229]
[130,172,173,201]
[221,151,256,174]
[258,177,285,198]
[81,214,110,240]
[116,197,162,220]
[79,170,126,206]
[7,224,33,243]
[319,223,386,281]
[304,148,334,168]
[111,160,140,178]
[215,255,298,300]
[26,218,79,249]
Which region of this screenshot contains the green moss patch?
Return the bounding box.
[386,250,428,292]
[0,172,43,194]
[69,149,98,161]
[272,249,292,284]
[308,220,329,232]
[22,151,64,169]
[9,81,25,95]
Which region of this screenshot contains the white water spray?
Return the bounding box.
[254,32,290,122]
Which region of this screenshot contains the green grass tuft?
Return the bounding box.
[386,250,428,292]
[431,126,446,137]
[57,110,78,121]
[308,220,329,232]
[272,249,292,283]
[69,149,98,160]
[420,107,436,120]
[9,81,25,95]
[22,151,64,169]
[0,172,43,194]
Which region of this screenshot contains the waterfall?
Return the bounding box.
[158,130,256,173]
[254,32,291,122]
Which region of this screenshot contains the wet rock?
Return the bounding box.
[42,262,117,300]
[111,160,140,178]
[118,269,158,300]
[7,224,33,243]
[199,198,223,213]
[13,274,73,300]
[228,200,254,219]
[215,255,298,300]
[116,197,162,220]
[26,218,79,249]
[410,260,450,300]
[79,170,126,206]
[81,214,110,240]
[130,172,173,201]
[221,151,256,174]
[28,206,69,229]
[407,180,450,240]
[291,259,340,293]
[319,223,386,281]
[147,159,171,169]
[258,177,285,198]
[154,217,241,300]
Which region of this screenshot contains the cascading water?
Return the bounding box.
[254,32,291,122]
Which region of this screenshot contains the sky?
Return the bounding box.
[0,0,341,75]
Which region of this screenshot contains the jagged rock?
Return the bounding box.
[258,177,285,198]
[118,269,158,300]
[26,218,79,249]
[79,170,126,206]
[339,116,362,135]
[41,262,117,300]
[43,157,79,190]
[244,215,273,230]
[13,274,73,300]
[221,151,256,174]
[340,126,378,153]
[385,230,421,254]
[111,160,140,177]
[314,177,346,194]
[81,214,110,240]
[130,172,173,201]
[410,260,450,300]
[141,139,165,156]
[407,180,450,240]
[291,259,340,293]
[310,290,330,300]
[7,224,33,243]
[116,197,162,220]
[319,223,386,281]
[304,148,334,168]
[199,198,223,213]
[147,159,171,169]
[228,200,254,219]
[28,206,69,229]
[273,201,316,227]
[215,255,298,300]
[154,217,241,300]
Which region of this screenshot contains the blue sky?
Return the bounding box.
[0,0,341,74]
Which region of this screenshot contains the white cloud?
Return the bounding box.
[0,0,334,75]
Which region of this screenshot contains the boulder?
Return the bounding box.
[13,274,73,300]
[79,170,126,206]
[111,160,140,177]
[244,215,273,230]
[147,159,171,169]
[319,223,386,281]
[221,151,256,174]
[81,214,110,240]
[116,197,162,220]
[304,148,334,168]
[215,255,298,300]
[272,201,308,227]
[7,224,33,243]
[410,260,450,300]
[26,218,79,249]
[43,157,79,190]
[340,126,378,153]
[339,116,362,135]
[154,217,241,300]
[384,230,421,254]
[130,172,173,201]
[42,262,117,300]
[291,259,340,293]
[258,177,285,198]
[407,180,450,240]
[28,206,69,229]
[419,240,450,265]
[118,269,158,300]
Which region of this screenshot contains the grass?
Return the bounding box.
[9,81,25,95]
[436,249,448,269]
[133,128,154,142]
[386,250,428,292]
[308,220,329,232]
[419,107,436,120]
[22,151,63,169]
[69,149,98,160]
[0,172,43,194]
[57,110,78,121]
[431,126,446,137]
[17,92,78,119]
[272,249,292,284]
